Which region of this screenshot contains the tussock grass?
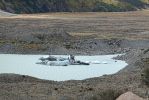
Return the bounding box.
[142,68,149,87]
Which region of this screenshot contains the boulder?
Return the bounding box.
[116,92,144,100]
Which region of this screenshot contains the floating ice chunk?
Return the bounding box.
[85,61,108,64]
[47,61,69,66]
[101,61,108,64]
[91,61,101,64]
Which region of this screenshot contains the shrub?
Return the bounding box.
[99,89,122,100]
[84,89,123,100]
[142,68,149,87]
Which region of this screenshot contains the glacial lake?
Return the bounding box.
[0,54,127,81]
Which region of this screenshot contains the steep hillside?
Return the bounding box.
[0,0,149,13]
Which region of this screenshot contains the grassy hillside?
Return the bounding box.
[0,0,149,13]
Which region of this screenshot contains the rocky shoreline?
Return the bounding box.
[0,48,149,100]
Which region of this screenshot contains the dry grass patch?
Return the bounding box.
[69,32,98,36]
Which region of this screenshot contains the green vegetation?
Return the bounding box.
[142,68,149,87]
[141,0,149,4]
[0,0,148,13]
[89,89,123,100]
[141,57,149,87]
[99,89,122,100]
